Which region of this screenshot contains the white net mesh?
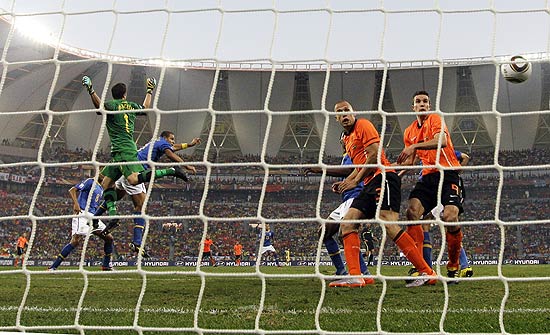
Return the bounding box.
[0,1,549,335]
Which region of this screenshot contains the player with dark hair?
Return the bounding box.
[94,130,201,257]
[201,235,217,266]
[397,90,464,283]
[82,76,188,237]
[329,100,436,288]
[14,232,28,267]
[258,224,281,267]
[234,241,243,266]
[49,177,115,271]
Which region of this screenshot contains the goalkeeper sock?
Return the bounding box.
[51,243,75,269]
[423,231,433,268]
[459,247,469,269]
[103,188,118,216]
[342,232,361,276]
[394,229,433,275]
[446,229,463,270]
[406,224,424,253]
[137,169,176,184]
[133,213,146,246]
[102,240,114,268]
[324,238,346,275]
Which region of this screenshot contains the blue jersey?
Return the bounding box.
[341,154,363,202]
[260,230,275,247]
[137,137,174,169]
[75,178,103,215]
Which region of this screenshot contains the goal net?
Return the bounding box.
[0,1,548,334]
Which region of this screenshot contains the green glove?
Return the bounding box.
[146,77,157,94]
[82,76,94,95]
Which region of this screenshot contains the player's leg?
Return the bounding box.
[442,174,464,281]
[127,187,151,258]
[422,223,433,268]
[443,206,462,280]
[50,217,86,270]
[321,220,347,275]
[406,198,425,253]
[90,219,114,271]
[128,164,189,185]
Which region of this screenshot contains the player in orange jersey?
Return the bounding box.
[397,90,464,283]
[329,100,436,288]
[14,232,28,267]
[201,235,217,266]
[234,241,243,266]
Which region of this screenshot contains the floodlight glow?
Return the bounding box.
[13,16,58,46]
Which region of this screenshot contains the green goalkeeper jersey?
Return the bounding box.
[104,99,143,154]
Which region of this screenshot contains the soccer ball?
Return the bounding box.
[501,55,532,83]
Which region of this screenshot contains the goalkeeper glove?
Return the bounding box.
[82,76,94,95]
[146,77,157,94]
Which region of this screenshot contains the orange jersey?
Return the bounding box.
[234,244,243,256]
[203,239,213,252]
[403,114,461,175]
[17,236,28,249]
[342,118,394,185]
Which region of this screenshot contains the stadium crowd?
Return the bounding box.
[0,147,548,264]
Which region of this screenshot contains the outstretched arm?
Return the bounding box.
[142,77,157,109]
[82,76,101,110]
[303,166,354,178]
[173,137,201,151]
[164,149,197,174]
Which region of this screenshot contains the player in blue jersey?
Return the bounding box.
[258,224,281,267]
[49,177,115,271]
[95,131,200,257]
[304,141,372,279]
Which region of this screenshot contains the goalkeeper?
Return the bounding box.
[82,75,188,234]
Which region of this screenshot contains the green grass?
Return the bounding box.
[0,265,548,334]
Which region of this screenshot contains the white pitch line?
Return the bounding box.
[0,305,548,315]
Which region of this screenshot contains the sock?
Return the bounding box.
[103,188,118,216]
[133,213,146,246]
[459,247,469,269]
[368,253,374,266]
[342,232,361,275]
[423,231,433,268]
[137,169,175,184]
[51,244,75,269]
[102,240,114,268]
[446,229,463,270]
[359,250,370,275]
[274,254,280,266]
[394,230,433,275]
[406,224,424,253]
[325,238,346,275]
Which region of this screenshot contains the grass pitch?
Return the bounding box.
[0,265,548,334]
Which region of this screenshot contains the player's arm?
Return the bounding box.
[82,76,101,111]
[337,142,379,193]
[68,186,81,215]
[164,149,196,174]
[142,77,157,109]
[303,166,354,178]
[173,137,201,152]
[397,131,447,164]
[397,155,420,177]
[460,152,471,166]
